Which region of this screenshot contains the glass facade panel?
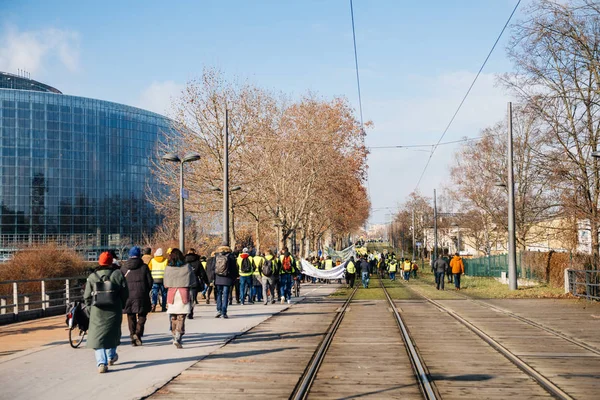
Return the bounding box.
[0,84,170,249]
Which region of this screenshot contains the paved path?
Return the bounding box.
[0,284,337,400]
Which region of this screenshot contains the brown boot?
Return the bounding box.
[150,305,156,313]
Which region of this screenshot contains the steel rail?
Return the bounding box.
[290,286,358,400]
[406,283,574,400]
[380,279,438,400]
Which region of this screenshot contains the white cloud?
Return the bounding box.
[0,26,80,75]
[136,81,184,115]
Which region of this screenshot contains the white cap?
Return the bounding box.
[243,247,249,253]
[155,248,164,257]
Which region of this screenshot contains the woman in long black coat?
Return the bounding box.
[120,246,153,346]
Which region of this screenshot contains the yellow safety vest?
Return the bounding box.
[347,261,356,274]
[149,256,168,281]
[201,261,207,269]
[403,261,412,272]
[324,259,333,270]
[237,255,254,277]
[252,256,264,276]
[389,262,397,272]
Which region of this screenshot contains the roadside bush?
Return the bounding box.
[0,245,88,298]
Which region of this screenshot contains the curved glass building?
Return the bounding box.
[0,71,167,251]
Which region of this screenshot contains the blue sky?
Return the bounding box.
[1,0,524,225]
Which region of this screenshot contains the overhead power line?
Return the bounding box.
[414,0,522,190]
[350,0,364,133]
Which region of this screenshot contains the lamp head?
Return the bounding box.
[162,153,181,163]
[182,152,201,163]
[230,186,242,192]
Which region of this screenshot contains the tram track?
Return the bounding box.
[398,280,577,400]
[291,280,439,400]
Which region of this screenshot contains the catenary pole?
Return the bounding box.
[223,109,230,246]
[507,102,518,290]
[412,209,416,260]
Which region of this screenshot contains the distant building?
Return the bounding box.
[0,71,171,253]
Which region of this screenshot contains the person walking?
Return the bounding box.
[120,246,153,347]
[450,252,465,290]
[163,248,196,348]
[252,252,265,303]
[261,249,278,304]
[402,259,412,281]
[412,260,419,278]
[279,249,296,304]
[185,248,208,319]
[148,248,168,312]
[433,255,448,290]
[359,257,370,288]
[345,256,356,288]
[237,248,255,305]
[446,258,454,284]
[377,255,387,279]
[203,252,216,304]
[214,245,238,318]
[84,252,129,373]
[388,257,398,281]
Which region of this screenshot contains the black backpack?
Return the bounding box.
[215,254,229,276]
[262,258,273,277]
[91,270,120,308]
[240,257,252,273]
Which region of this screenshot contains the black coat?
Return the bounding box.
[206,256,216,283]
[120,258,153,314]
[214,252,239,286]
[185,253,209,285]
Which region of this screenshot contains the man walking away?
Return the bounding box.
[203,253,216,304]
[185,248,208,319]
[214,246,238,318]
[279,249,296,304]
[148,248,168,312]
[450,253,465,290]
[237,248,255,305]
[402,259,412,281]
[346,256,356,288]
[433,255,448,290]
[412,260,419,278]
[388,258,398,281]
[261,249,278,304]
[120,246,153,346]
[446,258,454,284]
[252,252,265,303]
[359,257,370,288]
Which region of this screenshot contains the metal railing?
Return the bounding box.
[567,270,600,300]
[0,276,86,323]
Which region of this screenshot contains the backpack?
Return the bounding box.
[240,257,252,273]
[215,254,229,276]
[282,256,292,272]
[91,270,120,308]
[262,258,274,277]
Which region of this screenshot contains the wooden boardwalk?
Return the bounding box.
[308,299,423,399]
[151,298,342,399]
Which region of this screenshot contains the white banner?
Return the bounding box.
[300,259,346,280]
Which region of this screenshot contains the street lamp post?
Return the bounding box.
[162,152,201,254]
[507,102,518,290]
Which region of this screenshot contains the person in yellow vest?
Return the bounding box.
[148,248,168,312]
[279,248,296,304]
[252,252,265,303]
[322,256,334,285]
[237,248,255,305]
[345,256,357,288]
[388,257,398,281]
[402,258,412,281]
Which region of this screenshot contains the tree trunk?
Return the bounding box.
[255,219,260,253]
[591,218,599,270]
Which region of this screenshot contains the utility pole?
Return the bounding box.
[222,109,230,247]
[433,189,438,262]
[507,102,518,290]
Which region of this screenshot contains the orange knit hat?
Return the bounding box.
[98,251,113,266]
